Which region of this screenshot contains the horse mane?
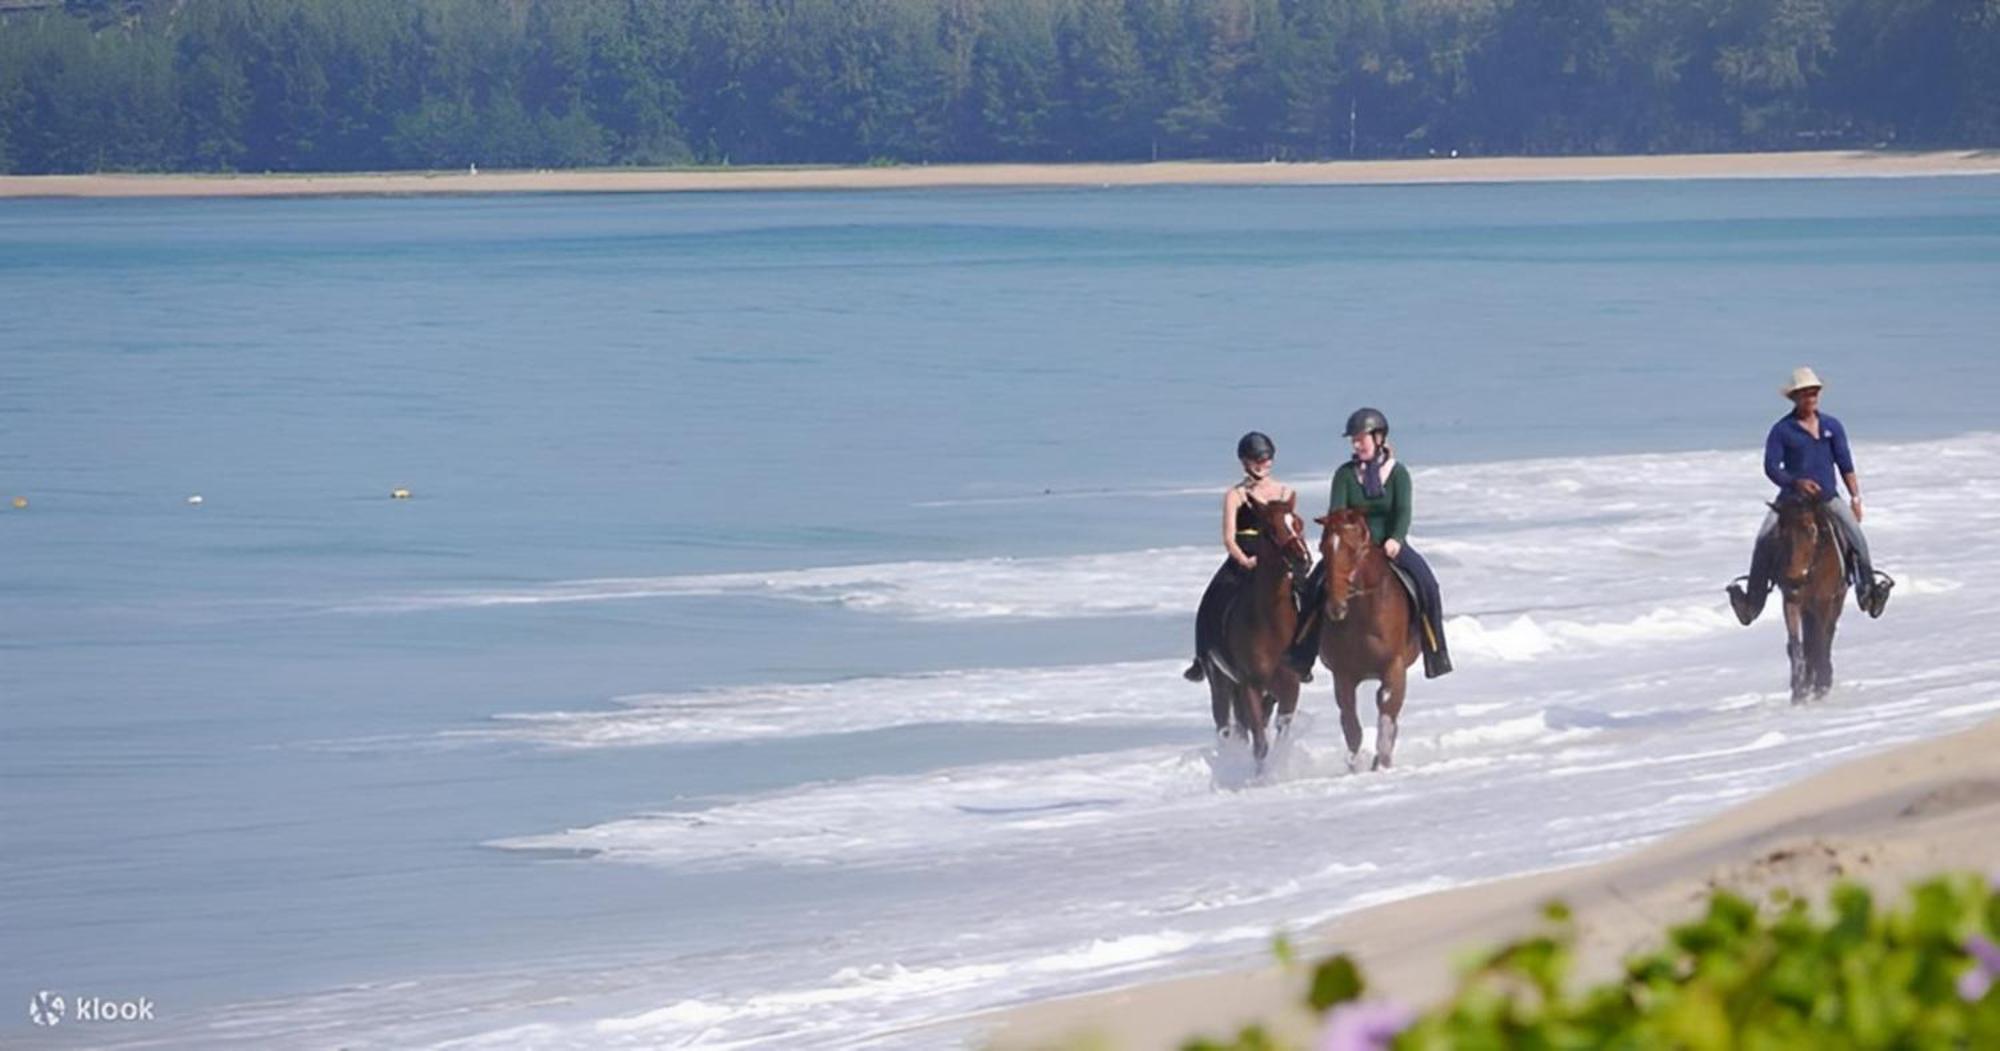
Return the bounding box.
[1314,507,1371,545]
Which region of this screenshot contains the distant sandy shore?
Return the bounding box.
[4,150,1998,199]
[984,713,2000,1049]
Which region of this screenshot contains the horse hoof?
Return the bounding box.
[1345,752,1362,773]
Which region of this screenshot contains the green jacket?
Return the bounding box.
[1327,460,1412,546]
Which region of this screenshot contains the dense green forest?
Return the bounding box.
[0,0,1995,174]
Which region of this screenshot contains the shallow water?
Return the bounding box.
[3,178,1998,1047]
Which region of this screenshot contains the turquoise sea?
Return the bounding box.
[5,177,1999,1047]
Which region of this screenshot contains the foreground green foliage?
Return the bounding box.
[2,0,1999,174]
[1190,873,2000,1050]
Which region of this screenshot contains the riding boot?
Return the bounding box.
[1187,559,1239,684]
[1727,535,1777,626]
[1286,610,1319,683]
[1390,546,1453,679]
[1844,545,1891,618]
[1864,573,1893,618]
[1418,613,1453,679]
[1285,565,1324,682]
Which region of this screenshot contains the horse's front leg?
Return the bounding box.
[1271,672,1300,739]
[1209,673,1233,739]
[1241,683,1270,766]
[1373,663,1408,771]
[1810,609,1837,698]
[1333,673,1363,770]
[1783,594,1808,703]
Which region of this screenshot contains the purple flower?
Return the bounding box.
[1319,999,1414,1051]
[1961,934,2000,1002]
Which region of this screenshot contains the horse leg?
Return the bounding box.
[1800,599,1816,703]
[1209,673,1233,740]
[1373,664,1408,771]
[1813,608,1837,698]
[1272,673,1300,739]
[1242,683,1270,765]
[1333,673,1363,770]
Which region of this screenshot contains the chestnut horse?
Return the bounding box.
[1203,494,1314,766]
[1314,508,1420,770]
[1770,495,1845,702]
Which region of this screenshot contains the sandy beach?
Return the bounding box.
[986,713,2000,1049]
[3,150,1998,199]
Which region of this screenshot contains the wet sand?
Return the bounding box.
[985,713,2000,1049]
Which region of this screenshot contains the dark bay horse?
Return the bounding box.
[1204,494,1313,765]
[1314,508,1420,770]
[1770,496,1845,702]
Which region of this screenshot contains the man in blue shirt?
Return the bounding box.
[1728,367,1891,624]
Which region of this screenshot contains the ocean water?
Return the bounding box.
[4,178,1999,1048]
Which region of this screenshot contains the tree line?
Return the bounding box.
[1,0,1995,175]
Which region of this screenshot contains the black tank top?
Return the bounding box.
[1235,487,1263,536]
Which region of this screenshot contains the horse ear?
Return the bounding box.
[1312,514,1332,526]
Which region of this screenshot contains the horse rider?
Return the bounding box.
[1728,366,1892,624]
[1185,431,1315,683]
[1290,408,1454,679]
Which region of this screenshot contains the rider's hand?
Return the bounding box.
[1851,497,1864,523]
[1236,554,1257,570]
[1383,538,1402,560]
[1796,478,1822,499]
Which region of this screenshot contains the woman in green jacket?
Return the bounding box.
[1313,407,1454,679]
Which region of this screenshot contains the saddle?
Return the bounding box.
[1753,502,1893,616]
[1386,560,1421,611]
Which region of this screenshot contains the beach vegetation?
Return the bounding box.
[1183,873,2000,1050]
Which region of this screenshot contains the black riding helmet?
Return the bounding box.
[1343,407,1389,439]
[1236,431,1276,462]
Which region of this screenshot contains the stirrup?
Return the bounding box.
[1726,578,1761,626]
[1864,573,1894,619]
[1183,660,1206,683]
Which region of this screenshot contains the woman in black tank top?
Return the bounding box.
[1184,432,1298,683]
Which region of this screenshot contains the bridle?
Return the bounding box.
[1320,514,1386,614]
[1243,492,1313,577]
[1770,497,1832,590]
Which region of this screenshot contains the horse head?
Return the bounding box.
[1246,492,1313,583]
[1768,495,1825,589]
[1313,508,1374,621]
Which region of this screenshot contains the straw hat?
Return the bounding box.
[1781,366,1825,398]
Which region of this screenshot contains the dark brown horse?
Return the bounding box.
[1314,508,1420,771]
[1770,496,1845,702]
[1205,494,1314,765]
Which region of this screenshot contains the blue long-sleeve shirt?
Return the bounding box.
[1764,412,1854,501]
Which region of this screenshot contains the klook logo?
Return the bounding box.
[28,991,64,1027]
[27,990,153,1026]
